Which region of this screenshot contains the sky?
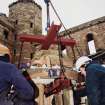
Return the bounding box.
[0,0,105,34]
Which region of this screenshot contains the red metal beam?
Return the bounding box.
[19,34,76,48]
[54,38,76,46]
[19,34,45,44]
[41,24,61,49]
[18,24,76,50]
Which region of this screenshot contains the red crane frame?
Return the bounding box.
[18,24,76,50]
[18,24,76,96]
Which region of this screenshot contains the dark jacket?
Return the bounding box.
[0,61,34,104]
[86,63,105,105]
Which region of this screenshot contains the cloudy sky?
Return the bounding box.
[0,0,105,34]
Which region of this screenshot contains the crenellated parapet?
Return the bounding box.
[9,0,41,10]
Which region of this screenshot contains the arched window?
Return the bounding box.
[86,33,96,55]
[86,33,93,42]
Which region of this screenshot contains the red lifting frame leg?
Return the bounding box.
[18,24,76,50]
[44,76,72,97]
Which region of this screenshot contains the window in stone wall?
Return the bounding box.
[86,33,96,55]
[86,33,93,42]
[15,20,18,25]
[30,22,33,28]
[3,30,9,40]
[14,34,17,40]
[30,52,34,59]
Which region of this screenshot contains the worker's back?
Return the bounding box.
[86,62,105,73]
[0,61,12,92]
[86,62,105,105]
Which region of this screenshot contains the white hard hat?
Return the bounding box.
[75,56,92,71]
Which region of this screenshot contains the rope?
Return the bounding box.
[18,41,24,68]
[49,0,82,58]
[49,0,72,39]
[56,34,65,74]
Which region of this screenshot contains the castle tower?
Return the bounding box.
[8,0,42,63]
[9,0,42,35]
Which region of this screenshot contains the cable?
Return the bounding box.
[18,41,24,68]
[49,0,82,58]
[56,34,65,74]
[49,0,72,38]
[44,0,51,31]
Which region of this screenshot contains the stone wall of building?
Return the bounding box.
[0,13,14,38]
[8,0,42,63]
[9,0,42,35]
[0,13,14,57]
[61,16,105,60]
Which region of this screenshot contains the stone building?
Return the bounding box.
[61,16,105,62]
[9,0,42,35]
[8,0,42,63]
[0,0,42,62]
[0,13,14,57]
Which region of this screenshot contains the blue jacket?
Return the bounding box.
[0,61,34,100]
[86,63,105,73]
[86,62,105,105]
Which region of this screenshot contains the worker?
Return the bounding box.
[75,56,105,105]
[0,43,11,62]
[0,43,35,105]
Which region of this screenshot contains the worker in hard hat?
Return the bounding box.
[0,43,35,105]
[75,56,105,105]
[0,43,11,62]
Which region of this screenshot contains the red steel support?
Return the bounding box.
[18,24,76,49]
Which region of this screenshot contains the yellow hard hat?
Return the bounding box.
[0,43,10,55]
[0,43,11,62]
